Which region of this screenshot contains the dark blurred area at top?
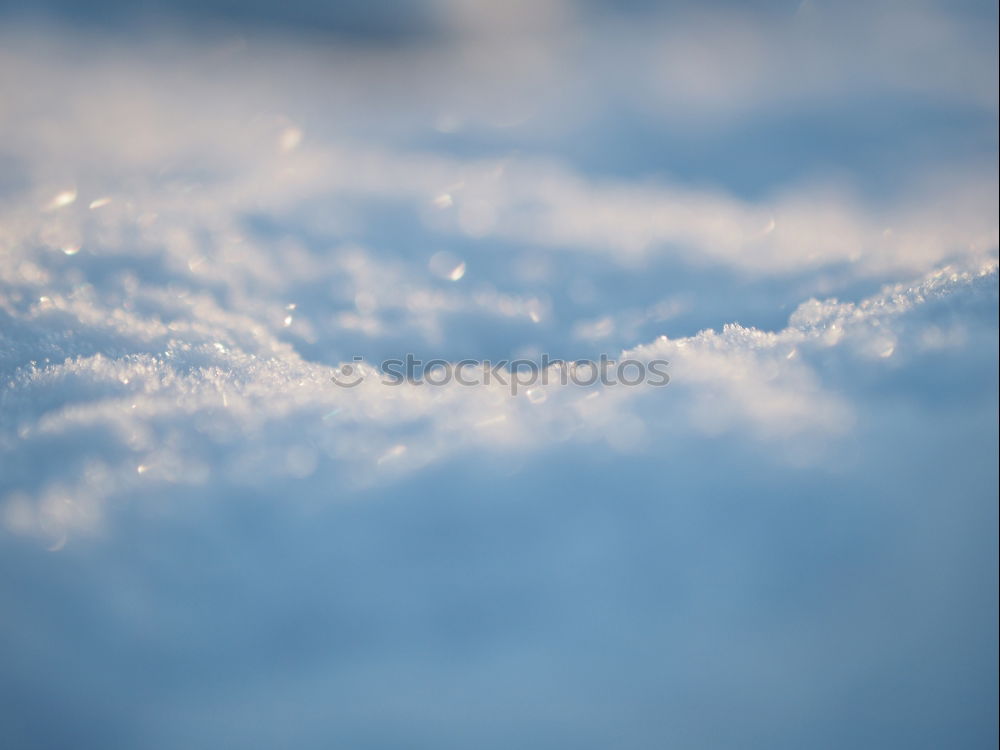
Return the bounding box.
[3,0,994,44]
[1,0,438,42]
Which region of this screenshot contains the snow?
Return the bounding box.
[0,3,997,748]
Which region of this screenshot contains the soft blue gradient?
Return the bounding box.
[0,1,997,748]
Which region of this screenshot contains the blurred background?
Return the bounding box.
[0,1,997,748]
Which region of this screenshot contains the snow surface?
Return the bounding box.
[0,3,997,748]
